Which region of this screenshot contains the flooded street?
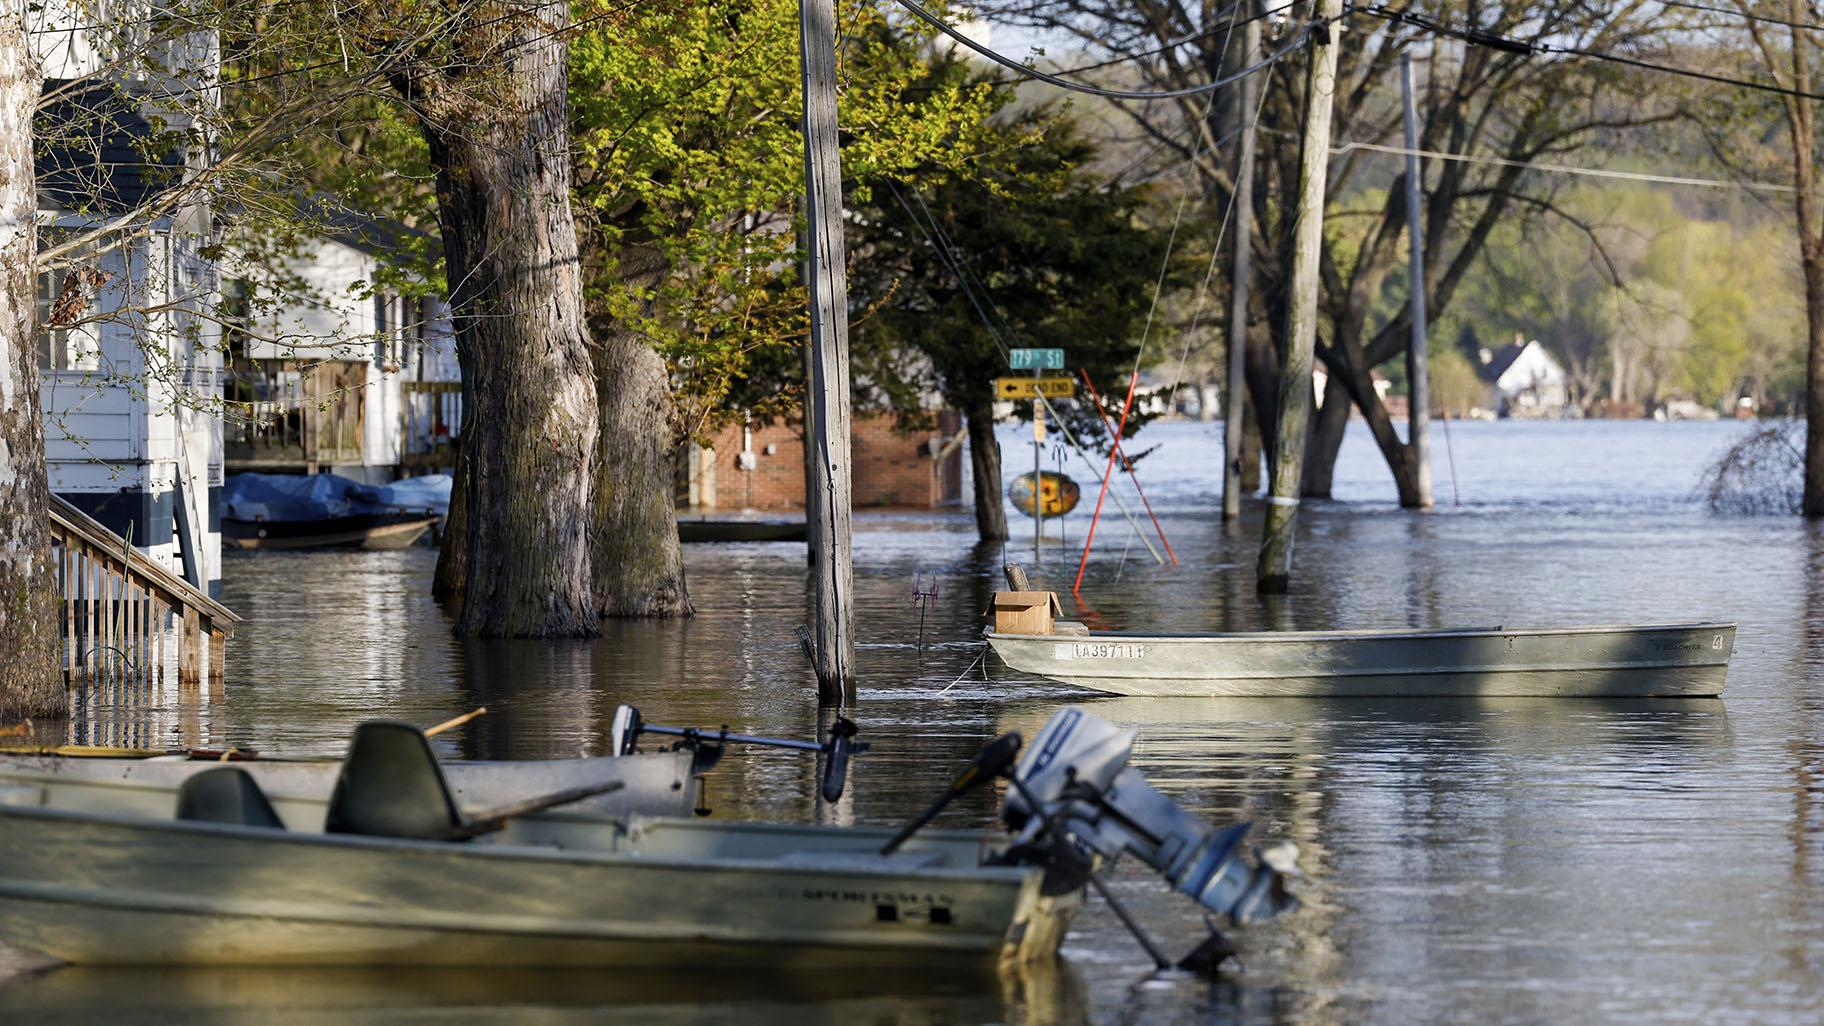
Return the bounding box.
[10,419,1823,1024]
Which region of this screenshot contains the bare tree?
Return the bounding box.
[984,1,1672,503]
[0,9,62,719]
[1731,0,1824,515]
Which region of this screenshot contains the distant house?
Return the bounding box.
[34,17,225,595]
[222,210,461,483]
[1478,337,1568,417]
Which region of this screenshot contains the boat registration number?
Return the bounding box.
[1055,642,1147,660]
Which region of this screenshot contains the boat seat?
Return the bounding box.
[1052,621,1091,636]
[175,768,285,829]
[324,720,465,841]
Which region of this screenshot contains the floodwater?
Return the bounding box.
[6,419,1823,1025]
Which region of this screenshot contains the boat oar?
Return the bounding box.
[424,707,487,738]
[447,779,626,841]
[879,732,1022,857]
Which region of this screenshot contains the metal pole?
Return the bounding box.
[1223,9,1260,522]
[1258,0,1342,594]
[1033,394,1042,564]
[799,0,856,704]
[1401,52,1434,509]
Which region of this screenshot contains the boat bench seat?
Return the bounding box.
[774,849,952,870]
[1052,621,1090,636]
[175,768,286,829]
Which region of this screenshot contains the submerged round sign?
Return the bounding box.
[1009,471,1081,517]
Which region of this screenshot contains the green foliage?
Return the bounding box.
[846,107,1173,447]
[568,0,1010,440]
[1430,183,1807,413]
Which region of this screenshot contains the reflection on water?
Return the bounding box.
[9,421,1824,1024]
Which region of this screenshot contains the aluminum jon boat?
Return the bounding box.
[984,595,1734,698]
[0,710,1299,969]
[0,748,706,825]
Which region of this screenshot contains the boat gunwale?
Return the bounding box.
[985,621,1737,644]
[0,804,1033,885]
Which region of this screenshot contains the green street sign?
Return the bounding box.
[1008,348,1064,370]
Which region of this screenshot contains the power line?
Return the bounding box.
[1330,138,1797,192]
[1656,0,1824,33]
[890,0,1313,100]
[1032,0,1303,81]
[1352,3,1824,103]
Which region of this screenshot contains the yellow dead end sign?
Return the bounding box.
[994,376,1076,400]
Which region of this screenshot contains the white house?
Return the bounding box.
[1478,337,1568,417]
[223,210,460,483]
[33,5,226,595]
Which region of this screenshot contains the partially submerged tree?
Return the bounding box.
[984,1,1674,504]
[363,0,601,636]
[0,9,62,720]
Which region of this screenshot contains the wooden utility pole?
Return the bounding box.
[799,0,856,704]
[1257,0,1341,593]
[1223,12,1261,522]
[1400,53,1434,509]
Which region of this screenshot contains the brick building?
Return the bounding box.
[682,411,965,511]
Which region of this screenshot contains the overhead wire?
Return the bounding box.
[890,0,1315,100]
[1655,0,1824,33]
[1329,139,1797,192]
[1352,2,1824,102]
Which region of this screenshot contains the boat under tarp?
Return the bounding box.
[223,473,450,550]
[985,617,1736,698]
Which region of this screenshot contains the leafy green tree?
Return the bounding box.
[848,110,1171,540]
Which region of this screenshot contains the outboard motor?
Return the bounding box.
[1002,707,1299,925]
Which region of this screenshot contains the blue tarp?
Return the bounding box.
[224,473,452,522]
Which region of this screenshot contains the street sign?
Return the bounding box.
[995,376,1076,400]
[1008,348,1064,370]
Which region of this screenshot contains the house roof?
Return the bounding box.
[309,201,437,258]
[36,80,186,215]
[1477,342,1529,384]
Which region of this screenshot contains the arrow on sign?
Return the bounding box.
[994,376,1076,400]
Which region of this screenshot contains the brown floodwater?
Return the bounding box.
[4,419,1821,1025]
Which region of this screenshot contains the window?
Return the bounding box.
[220,277,251,362]
[374,292,404,370]
[36,262,103,372]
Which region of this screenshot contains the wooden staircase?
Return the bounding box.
[48,494,240,686]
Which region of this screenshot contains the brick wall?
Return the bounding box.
[689,411,963,511]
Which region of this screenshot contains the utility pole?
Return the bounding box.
[1400,52,1434,509]
[1257,0,1341,593]
[1223,11,1261,522]
[799,0,855,704]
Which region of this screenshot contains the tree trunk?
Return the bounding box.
[432,437,467,604]
[1806,263,1824,515]
[591,322,691,617]
[965,402,1008,541]
[397,1,599,637]
[1302,372,1350,497]
[1239,403,1263,493]
[0,15,61,718]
